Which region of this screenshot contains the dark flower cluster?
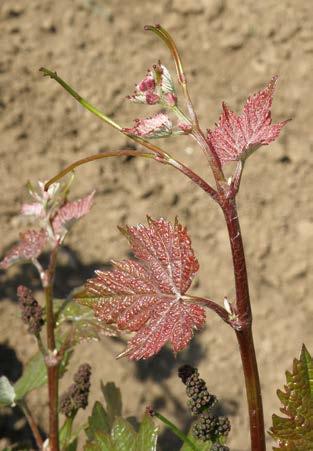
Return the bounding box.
[178,365,231,447]
[60,363,91,417]
[17,285,44,335]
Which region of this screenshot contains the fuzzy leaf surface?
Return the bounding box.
[123,113,172,139]
[207,77,288,165]
[270,345,313,450]
[78,217,205,360]
[0,229,47,269]
[52,191,95,237]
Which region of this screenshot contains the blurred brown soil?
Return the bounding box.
[0,0,313,449]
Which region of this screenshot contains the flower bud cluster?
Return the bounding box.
[60,363,91,417]
[178,365,231,445]
[17,285,44,335]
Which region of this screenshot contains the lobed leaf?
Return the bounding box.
[207,77,288,165]
[0,229,47,269]
[77,217,205,360]
[270,345,313,450]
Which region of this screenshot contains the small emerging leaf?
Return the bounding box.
[77,217,205,360]
[123,113,172,139]
[0,376,16,407]
[52,191,95,239]
[270,345,313,450]
[0,229,47,269]
[207,77,288,165]
[127,62,176,106]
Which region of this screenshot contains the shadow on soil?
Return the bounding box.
[0,245,239,450]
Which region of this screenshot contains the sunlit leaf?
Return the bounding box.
[270,345,313,450]
[52,191,95,238]
[111,417,137,451]
[123,113,173,139]
[0,229,47,269]
[207,77,288,165]
[77,217,205,360]
[0,376,16,407]
[84,430,115,451]
[127,62,176,106]
[135,415,158,451]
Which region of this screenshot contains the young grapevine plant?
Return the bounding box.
[0,23,310,451]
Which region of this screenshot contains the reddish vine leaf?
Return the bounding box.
[77,217,205,360]
[52,191,95,237]
[270,345,313,450]
[0,229,47,269]
[123,113,173,139]
[127,62,177,107]
[207,76,288,165]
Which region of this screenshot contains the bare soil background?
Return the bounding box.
[0,0,313,449]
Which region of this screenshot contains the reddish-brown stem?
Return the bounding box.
[20,400,44,449]
[183,295,230,325]
[44,246,60,451]
[236,327,265,450]
[222,197,265,450]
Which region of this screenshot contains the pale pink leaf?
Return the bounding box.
[0,229,47,269]
[123,113,172,139]
[21,202,44,217]
[78,217,204,360]
[127,63,176,106]
[207,77,289,165]
[52,191,95,236]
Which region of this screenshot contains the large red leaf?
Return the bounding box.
[207,77,288,165]
[0,229,47,269]
[79,217,205,360]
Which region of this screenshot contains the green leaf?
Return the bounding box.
[14,352,46,400]
[65,439,78,451]
[135,414,158,451]
[270,344,313,450]
[111,417,137,451]
[57,300,117,344]
[101,382,122,428]
[59,415,75,449]
[84,383,158,451]
[14,345,72,400]
[86,401,110,440]
[84,431,115,451]
[180,431,212,451]
[0,376,16,407]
